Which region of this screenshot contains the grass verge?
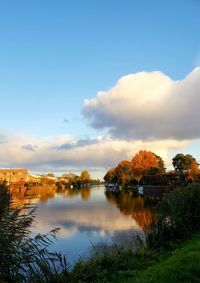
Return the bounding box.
[119,233,200,283]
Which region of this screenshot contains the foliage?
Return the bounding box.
[132,150,159,183]
[115,160,134,187]
[69,242,146,283]
[47,173,55,178]
[147,183,200,249]
[80,170,91,184]
[72,175,82,187]
[148,154,166,175]
[104,168,116,183]
[172,153,196,173]
[188,160,200,181]
[104,150,166,186]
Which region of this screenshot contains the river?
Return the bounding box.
[11,184,157,266]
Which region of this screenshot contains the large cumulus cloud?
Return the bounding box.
[82,67,200,140]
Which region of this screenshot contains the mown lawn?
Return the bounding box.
[118,233,200,283]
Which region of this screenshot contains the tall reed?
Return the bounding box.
[0,183,68,283]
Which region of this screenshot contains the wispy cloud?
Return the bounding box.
[0,132,190,175]
[21,144,37,152]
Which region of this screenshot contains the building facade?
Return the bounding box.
[0,169,29,184]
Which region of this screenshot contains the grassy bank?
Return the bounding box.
[65,184,200,283]
[118,233,200,283]
[67,183,200,283]
[67,233,200,283]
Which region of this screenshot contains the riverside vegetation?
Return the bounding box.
[104,150,200,187]
[0,182,200,282]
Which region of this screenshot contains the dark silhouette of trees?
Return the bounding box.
[172,154,196,173]
[104,168,117,183]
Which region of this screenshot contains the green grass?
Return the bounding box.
[119,233,200,283]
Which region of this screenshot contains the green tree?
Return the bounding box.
[73,176,82,187]
[47,173,55,177]
[172,153,196,173]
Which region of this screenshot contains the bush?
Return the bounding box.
[147,183,200,249]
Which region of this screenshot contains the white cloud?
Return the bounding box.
[2,68,199,176]
[0,132,190,176]
[82,67,200,140]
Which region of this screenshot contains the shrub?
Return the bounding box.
[147,183,200,249]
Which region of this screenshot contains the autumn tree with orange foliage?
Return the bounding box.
[80,170,91,184]
[115,160,134,187]
[188,160,200,181]
[132,150,159,183]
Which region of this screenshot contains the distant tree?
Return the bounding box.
[96,179,101,185]
[172,154,196,173]
[115,160,134,187]
[80,170,91,184]
[104,168,116,183]
[47,173,55,178]
[132,150,159,183]
[73,176,82,187]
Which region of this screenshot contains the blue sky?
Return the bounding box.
[0,0,200,177]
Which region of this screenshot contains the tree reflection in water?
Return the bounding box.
[10,185,92,208]
[105,190,158,232]
[11,185,156,233]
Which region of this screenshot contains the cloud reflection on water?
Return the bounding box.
[11,185,152,263]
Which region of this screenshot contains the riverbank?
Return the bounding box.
[67,184,200,283]
[66,232,200,283]
[117,233,200,283]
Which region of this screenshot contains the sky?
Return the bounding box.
[0,0,200,178]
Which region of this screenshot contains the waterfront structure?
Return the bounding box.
[0,169,29,184]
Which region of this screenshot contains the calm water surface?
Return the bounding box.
[12,185,155,266]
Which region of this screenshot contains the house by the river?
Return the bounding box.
[0,169,29,184]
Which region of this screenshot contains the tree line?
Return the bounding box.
[104,150,200,187]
